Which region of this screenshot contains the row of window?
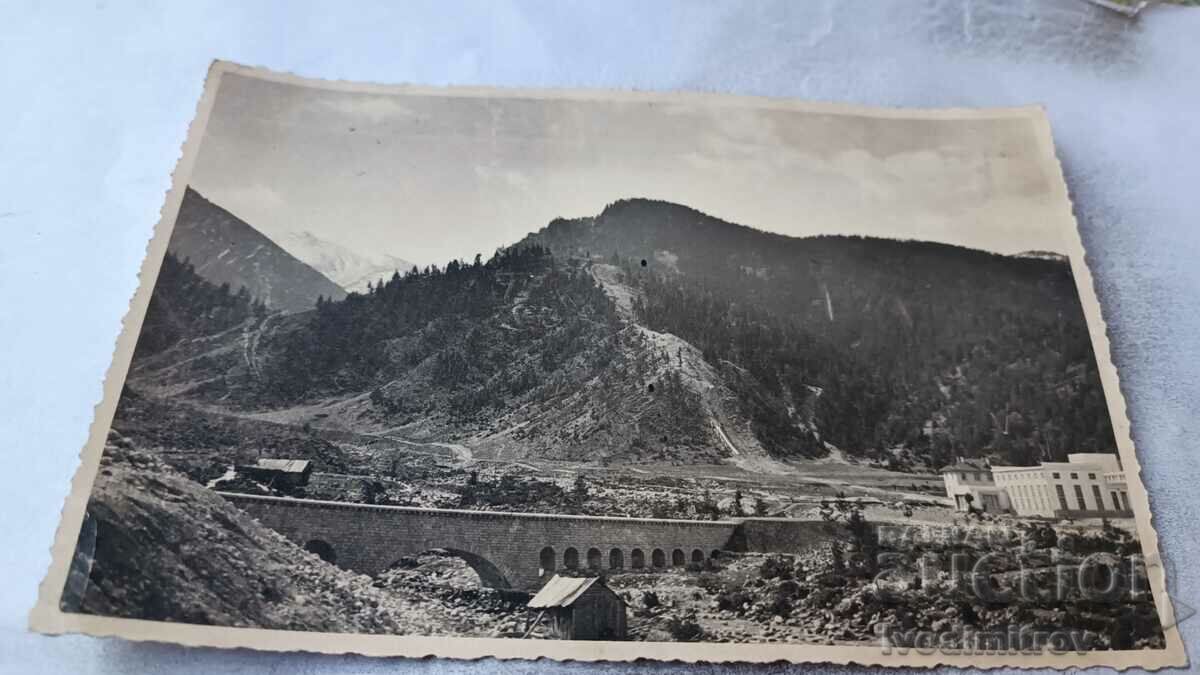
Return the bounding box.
[996,470,1039,481]
[1004,482,1131,515]
[1051,483,1128,512]
[1049,471,1097,480]
[1009,483,1054,514]
[538,546,716,573]
[999,470,1100,483]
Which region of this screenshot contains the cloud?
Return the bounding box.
[473,164,531,191]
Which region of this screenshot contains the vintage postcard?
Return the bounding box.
[31,61,1187,668]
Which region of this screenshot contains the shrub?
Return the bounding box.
[803,586,841,609]
[759,556,794,580]
[767,595,793,618]
[642,590,661,609]
[665,613,704,642]
[777,579,804,599]
[716,590,753,614]
[696,572,725,594]
[572,474,589,502]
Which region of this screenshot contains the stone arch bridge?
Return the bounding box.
[221,493,842,591]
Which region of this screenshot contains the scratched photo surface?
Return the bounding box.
[32,63,1185,668]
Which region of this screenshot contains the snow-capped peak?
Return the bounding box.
[275,230,414,293]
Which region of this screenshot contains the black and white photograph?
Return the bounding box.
[31,62,1184,668]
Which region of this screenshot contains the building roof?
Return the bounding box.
[249,459,312,474]
[938,459,990,474]
[528,575,607,608]
[989,464,1037,473]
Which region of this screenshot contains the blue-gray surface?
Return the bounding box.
[1,1,1197,673]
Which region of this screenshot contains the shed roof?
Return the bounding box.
[251,459,312,474]
[528,576,604,608]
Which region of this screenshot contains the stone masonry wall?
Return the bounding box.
[730,518,851,554]
[222,493,740,590]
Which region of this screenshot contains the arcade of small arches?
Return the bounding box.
[221,493,781,591]
[537,545,718,575]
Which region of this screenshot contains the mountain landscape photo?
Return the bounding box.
[136,195,1116,474]
[42,71,1171,661]
[64,187,1161,649]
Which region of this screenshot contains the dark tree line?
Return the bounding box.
[624,259,1116,466]
[528,198,1118,466]
[259,245,620,410]
[134,251,267,358]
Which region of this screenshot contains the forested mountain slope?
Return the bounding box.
[523,199,1116,468]
[126,198,1116,470]
[127,245,749,464]
[168,187,347,312]
[132,252,267,359]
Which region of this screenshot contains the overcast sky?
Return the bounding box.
[190,73,1066,266]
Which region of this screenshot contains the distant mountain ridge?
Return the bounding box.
[520,198,1116,467]
[130,196,1117,471]
[167,188,347,313]
[275,230,415,294]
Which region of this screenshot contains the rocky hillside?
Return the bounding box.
[123,243,758,465]
[126,197,1118,470]
[168,187,347,312]
[523,199,1117,468]
[108,388,350,484]
[62,433,497,635]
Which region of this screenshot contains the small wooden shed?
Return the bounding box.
[235,458,313,490]
[526,575,627,641]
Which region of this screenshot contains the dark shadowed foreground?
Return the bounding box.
[63,433,510,636]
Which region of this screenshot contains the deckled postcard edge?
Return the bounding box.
[28,59,1188,670]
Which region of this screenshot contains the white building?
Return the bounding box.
[991,453,1131,518]
[939,459,1011,513]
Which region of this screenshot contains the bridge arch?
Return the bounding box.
[304,539,337,564]
[564,547,580,569]
[587,547,602,569]
[691,549,704,563]
[443,548,511,589]
[393,548,512,590]
[609,548,624,570]
[672,549,685,566]
[631,548,645,569]
[539,546,555,574]
[652,548,666,568]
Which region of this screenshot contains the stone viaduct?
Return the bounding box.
[221,492,845,591]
